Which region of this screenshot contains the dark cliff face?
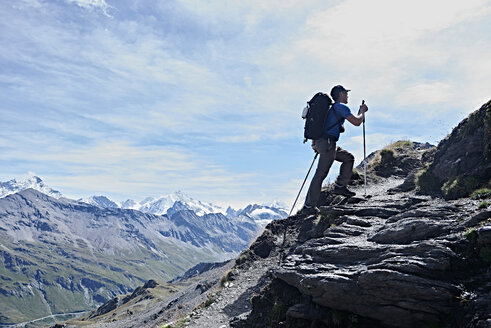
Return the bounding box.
[358,141,434,180]
[418,100,491,199]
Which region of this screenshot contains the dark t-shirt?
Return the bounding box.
[324,102,352,140]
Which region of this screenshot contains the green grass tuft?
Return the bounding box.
[202,294,215,308]
[472,188,491,200]
[441,175,482,199]
[478,201,489,210]
[367,140,413,173]
[269,300,286,323]
[235,253,248,266]
[379,149,395,164]
[464,228,477,242]
[388,140,413,150]
[220,270,234,287]
[161,316,190,328]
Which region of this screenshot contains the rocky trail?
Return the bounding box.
[179,176,490,328]
[182,179,404,327]
[182,180,403,328]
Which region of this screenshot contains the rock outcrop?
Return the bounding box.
[231,182,490,327]
[418,100,491,199]
[361,141,434,180]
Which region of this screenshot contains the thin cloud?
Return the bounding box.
[395,82,453,107]
[24,141,259,205]
[13,0,43,9]
[283,0,491,110]
[65,0,113,17]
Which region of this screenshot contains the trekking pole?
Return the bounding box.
[362,100,367,196]
[280,152,318,266]
[288,153,319,216]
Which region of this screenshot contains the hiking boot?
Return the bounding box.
[332,184,356,197]
[299,205,320,216]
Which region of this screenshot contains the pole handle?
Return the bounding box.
[362,100,365,123]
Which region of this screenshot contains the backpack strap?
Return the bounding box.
[325,106,344,131]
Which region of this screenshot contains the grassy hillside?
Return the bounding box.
[0,236,222,326]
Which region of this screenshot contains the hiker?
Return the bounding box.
[302,85,368,214]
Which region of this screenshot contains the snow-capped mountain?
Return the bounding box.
[120,198,138,209]
[115,193,289,226]
[226,206,239,219]
[237,203,289,227]
[83,191,289,224]
[79,191,227,216]
[0,175,63,199]
[133,191,227,216]
[79,195,119,208]
[261,200,289,211]
[2,176,288,225]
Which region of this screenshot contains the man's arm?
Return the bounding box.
[346,103,368,126]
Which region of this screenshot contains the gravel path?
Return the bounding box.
[185,257,277,328]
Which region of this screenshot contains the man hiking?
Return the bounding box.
[301,85,368,215]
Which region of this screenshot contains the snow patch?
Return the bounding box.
[0,176,62,199]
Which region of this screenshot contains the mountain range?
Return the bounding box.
[81,191,227,217]
[84,192,288,224]
[0,176,288,223]
[0,177,287,326]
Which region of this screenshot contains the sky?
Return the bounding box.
[1,0,490,209]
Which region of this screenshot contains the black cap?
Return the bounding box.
[330,85,351,100]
